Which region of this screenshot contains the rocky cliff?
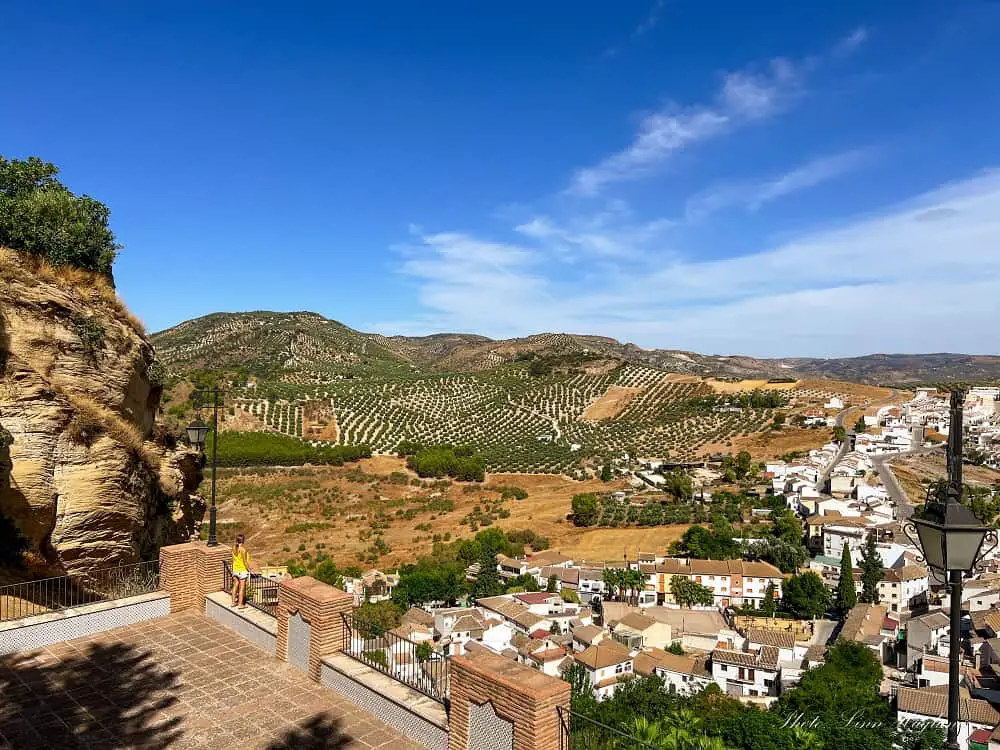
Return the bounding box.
[0,248,203,575]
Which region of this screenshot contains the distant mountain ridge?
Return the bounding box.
[151,311,1000,385]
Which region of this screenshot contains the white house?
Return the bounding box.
[575,640,635,700]
[877,564,929,615]
[480,619,515,654]
[711,645,780,699]
[609,612,673,651]
[635,649,712,695]
[907,611,951,670]
[896,687,998,748]
[745,628,802,663]
[517,636,567,677]
[577,567,607,603]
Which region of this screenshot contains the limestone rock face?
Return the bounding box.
[0,250,203,575]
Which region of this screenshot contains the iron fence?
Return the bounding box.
[0,560,161,622]
[222,561,280,617]
[558,707,662,750]
[340,611,449,703]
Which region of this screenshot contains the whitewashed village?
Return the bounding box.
[332,387,1000,747]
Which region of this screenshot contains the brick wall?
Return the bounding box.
[275,575,354,680]
[159,542,230,613]
[449,650,570,750]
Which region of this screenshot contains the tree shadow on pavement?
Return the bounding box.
[266,713,352,750]
[0,641,182,749]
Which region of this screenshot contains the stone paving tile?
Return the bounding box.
[0,611,425,750]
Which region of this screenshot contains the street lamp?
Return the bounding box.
[186,387,224,547]
[185,418,209,450]
[904,389,997,750]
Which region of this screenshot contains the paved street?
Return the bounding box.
[871,445,944,521]
[0,612,423,750]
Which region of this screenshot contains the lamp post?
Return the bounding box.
[186,387,224,547]
[904,389,997,750]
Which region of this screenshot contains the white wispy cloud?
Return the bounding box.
[566,108,729,196]
[685,149,872,219]
[514,200,674,259]
[571,30,865,197]
[602,0,667,58]
[632,0,666,38]
[833,26,870,57]
[385,171,1000,356]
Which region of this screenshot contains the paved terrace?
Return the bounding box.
[0,611,423,750]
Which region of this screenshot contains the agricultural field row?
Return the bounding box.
[210,363,855,473]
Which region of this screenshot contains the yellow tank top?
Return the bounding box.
[232,546,249,573]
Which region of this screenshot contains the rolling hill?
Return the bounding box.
[152,311,1000,385]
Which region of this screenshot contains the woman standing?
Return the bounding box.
[231,534,251,608]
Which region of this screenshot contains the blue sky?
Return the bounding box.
[3,1,1000,357]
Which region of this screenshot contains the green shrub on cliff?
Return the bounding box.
[0,155,119,276]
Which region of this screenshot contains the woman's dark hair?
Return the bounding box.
[234,533,245,551]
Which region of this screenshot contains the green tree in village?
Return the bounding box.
[471,542,503,599]
[895,720,946,750]
[600,464,613,482]
[571,493,599,527]
[546,574,559,593]
[776,640,893,749]
[833,425,847,443]
[505,573,539,593]
[854,416,868,433]
[859,532,883,604]
[602,568,622,601]
[782,571,831,619]
[835,542,858,614]
[671,576,715,607]
[760,582,777,617]
[414,642,434,662]
[352,601,401,637]
[664,470,694,500]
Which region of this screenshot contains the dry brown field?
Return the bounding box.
[889,453,1000,505]
[702,426,836,461]
[795,378,893,401]
[581,385,643,420]
[211,456,680,570]
[705,378,799,394]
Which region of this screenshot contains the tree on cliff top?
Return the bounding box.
[0,155,119,276]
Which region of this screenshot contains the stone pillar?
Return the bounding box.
[159,542,230,613]
[449,650,570,750]
[275,576,354,680]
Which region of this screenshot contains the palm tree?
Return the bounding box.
[693,738,727,750]
[789,727,822,750]
[668,708,703,736]
[630,717,665,746]
[628,569,646,606]
[602,568,620,602]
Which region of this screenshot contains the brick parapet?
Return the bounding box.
[195,545,230,603]
[158,542,231,613]
[449,650,570,750]
[275,576,354,680]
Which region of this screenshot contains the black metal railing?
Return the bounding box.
[341,611,449,703]
[222,561,280,617]
[558,707,663,750]
[0,560,161,623]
